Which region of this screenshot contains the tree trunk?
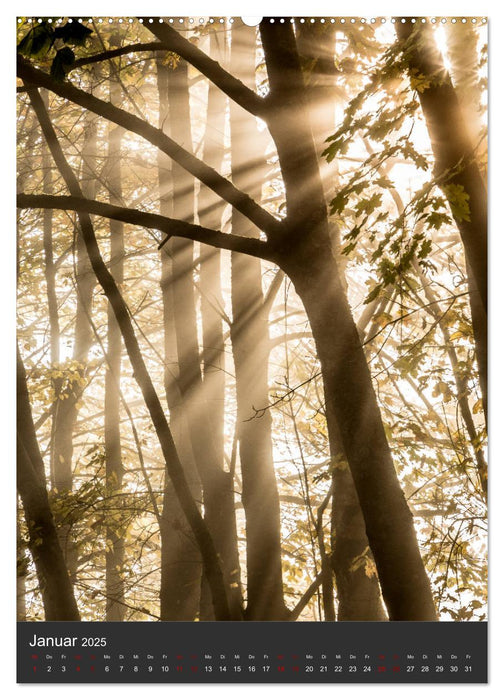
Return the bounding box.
[230,23,288,620]
[199,29,227,495]
[49,98,97,584]
[198,29,240,620]
[166,48,242,620]
[104,64,126,621]
[41,90,60,368]
[156,56,203,621]
[330,468,387,620]
[17,348,81,621]
[297,21,386,621]
[40,90,62,490]
[260,19,437,621]
[51,110,96,496]
[396,21,487,423]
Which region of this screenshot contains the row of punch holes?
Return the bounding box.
[18,17,488,26]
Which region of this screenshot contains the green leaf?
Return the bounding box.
[417,239,433,259]
[354,192,382,217]
[401,141,429,170]
[54,19,92,46]
[410,71,431,93]
[444,183,471,222]
[374,175,394,189]
[50,47,76,81]
[363,283,383,305]
[329,190,349,215]
[425,211,451,230]
[17,22,54,58]
[322,136,349,162]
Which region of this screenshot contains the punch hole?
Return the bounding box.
[241,17,263,26]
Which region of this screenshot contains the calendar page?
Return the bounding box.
[16,14,488,684]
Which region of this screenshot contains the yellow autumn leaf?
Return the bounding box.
[472,399,483,414]
[449,330,464,341]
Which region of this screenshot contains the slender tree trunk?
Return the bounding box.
[104,66,126,621]
[27,86,232,620]
[198,29,242,619]
[260,19,437,621]
[41,90,60,368]
[315,491,336,621]
[48,95,97,584]
[396,21,487,423]
[156,56,203,621]
[297,21,386,621]
[165,48,242,620]
[230,24,288,620]
[199,30,227,504]
[51,111,96,496]
[40,90,62,492]
[17,348,80,621]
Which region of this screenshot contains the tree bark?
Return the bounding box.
[260,19,437,621]
[396,21,487,422]
[230,23,288,621]
[17,348,81,621]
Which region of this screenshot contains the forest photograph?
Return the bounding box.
[16,16,487,623]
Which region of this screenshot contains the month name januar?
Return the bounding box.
[29,635,78,647]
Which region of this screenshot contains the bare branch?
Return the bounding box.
[72,42,165,69]
[17,193,273,261]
